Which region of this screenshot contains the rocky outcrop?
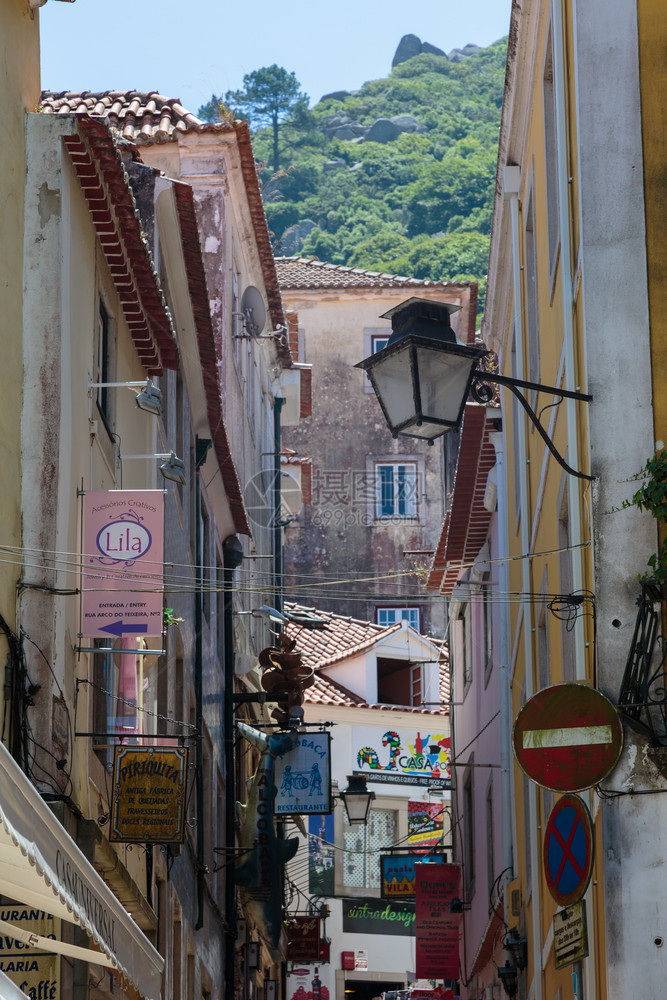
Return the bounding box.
[392,34,446,67]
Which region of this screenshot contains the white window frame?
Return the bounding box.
[362,327,391,392]
[376,607,421,630]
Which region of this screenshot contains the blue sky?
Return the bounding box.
[40,0,511,116]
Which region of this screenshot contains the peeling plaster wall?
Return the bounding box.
[280,287,465,637]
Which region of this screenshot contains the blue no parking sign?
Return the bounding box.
[543,794,594,906]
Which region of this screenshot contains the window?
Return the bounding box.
[543,29,560,277]
[376,607,421,630]
[482,584,493,684]
[94,298,116,438]
[455,604,472,690]
[376,463,417,518]
[342,808,397,890]
[377,657,418,706]
[363,328,391,392]
[525,188,540,406]
[486,780,495,897]
[463,763,475,896]
[558,484,575,681]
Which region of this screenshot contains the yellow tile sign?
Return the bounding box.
[111,746,188,843]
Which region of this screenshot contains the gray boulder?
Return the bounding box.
[365,117,401,143]
[391,114,421,133]
[323,158,347,171]
[331,125,362,140]
[461,43,481,56]
[321,90,353,102]
[421,41,446,57]
[392,34,423,67]
[277,219,317,257]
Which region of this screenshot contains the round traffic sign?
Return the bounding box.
[512,683,623,791]
[543,794,594,906]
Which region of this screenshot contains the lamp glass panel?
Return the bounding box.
[414,346,477,424]
[367,346,418,428]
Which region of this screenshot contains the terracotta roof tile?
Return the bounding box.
[41,91,292,367]
[41,91,211,144]
[274,256,475,292]
[171,181,250,535]
[284,602,450,712]
[427,404,497,594]
[61,115,178,373]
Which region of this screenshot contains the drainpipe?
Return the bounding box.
[504,165,542,1000]
[273,397,285,614]
[223,535,244,985]
[552,0,587,683]
[195,437,212,931]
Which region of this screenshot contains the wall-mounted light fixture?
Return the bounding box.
[338,774,375,825]
[123,452,186,485]
[356,298,593,480]
[88,377,162,416]
[503,930,528,971]
[497,960,518,999]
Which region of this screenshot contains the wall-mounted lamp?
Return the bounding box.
[503,930,528,971]
[356,298,593,480]
[88,377,162,416]
[234,605,288,624]
[497,960,518,999]
[338,774,375,826]
[123,452,187,485]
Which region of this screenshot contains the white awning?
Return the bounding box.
[0,741,163,1000]
[0,970,29,1000]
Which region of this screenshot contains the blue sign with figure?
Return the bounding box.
[275,732,331,815]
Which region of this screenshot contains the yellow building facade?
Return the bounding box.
[485,0,667,997]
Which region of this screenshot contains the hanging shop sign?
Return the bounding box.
[0,907,59,1000]
[286,916,321,963]
[554,901,589,969]
[380,852,445,899]
[342,898,415,936]
[407,800,446,849]
[512,683,623,791]
[110,746,188,843]
[287,964,332,1000]
[353,726,451,787]
[275,732,331,815]
[82,490,164,638]
[308,813,335,896]
[414,862,460,980]
[543,794,595,906]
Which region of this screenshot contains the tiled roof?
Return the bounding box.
[275,256,475,291]
[62,116,178,372]
[171,182,250,535]
[427,404,497,593]
[284,603,450,713]
[40,91,213,144]
[41,92,291,367]
[284,603,402,669]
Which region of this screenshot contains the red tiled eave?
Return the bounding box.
[427,405,497,595]
[172,182,251,536]
[62,115,178,373]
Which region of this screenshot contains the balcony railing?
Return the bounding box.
[618,581,667,747]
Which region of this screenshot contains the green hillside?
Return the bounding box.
[202,39,507,315]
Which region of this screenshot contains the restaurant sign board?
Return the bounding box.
[415,862,460,980]
[110,746,188,843]
[0,907,59,1000]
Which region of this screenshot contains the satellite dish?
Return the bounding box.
[240,286,267,338]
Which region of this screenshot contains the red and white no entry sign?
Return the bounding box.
[512,683,623,791]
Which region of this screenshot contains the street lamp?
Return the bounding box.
[339,774,375,825]
[356,297,593,481]
[497,961,518,999]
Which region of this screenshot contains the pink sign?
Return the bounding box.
[415,862,460,980]
[82,491,164,638]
